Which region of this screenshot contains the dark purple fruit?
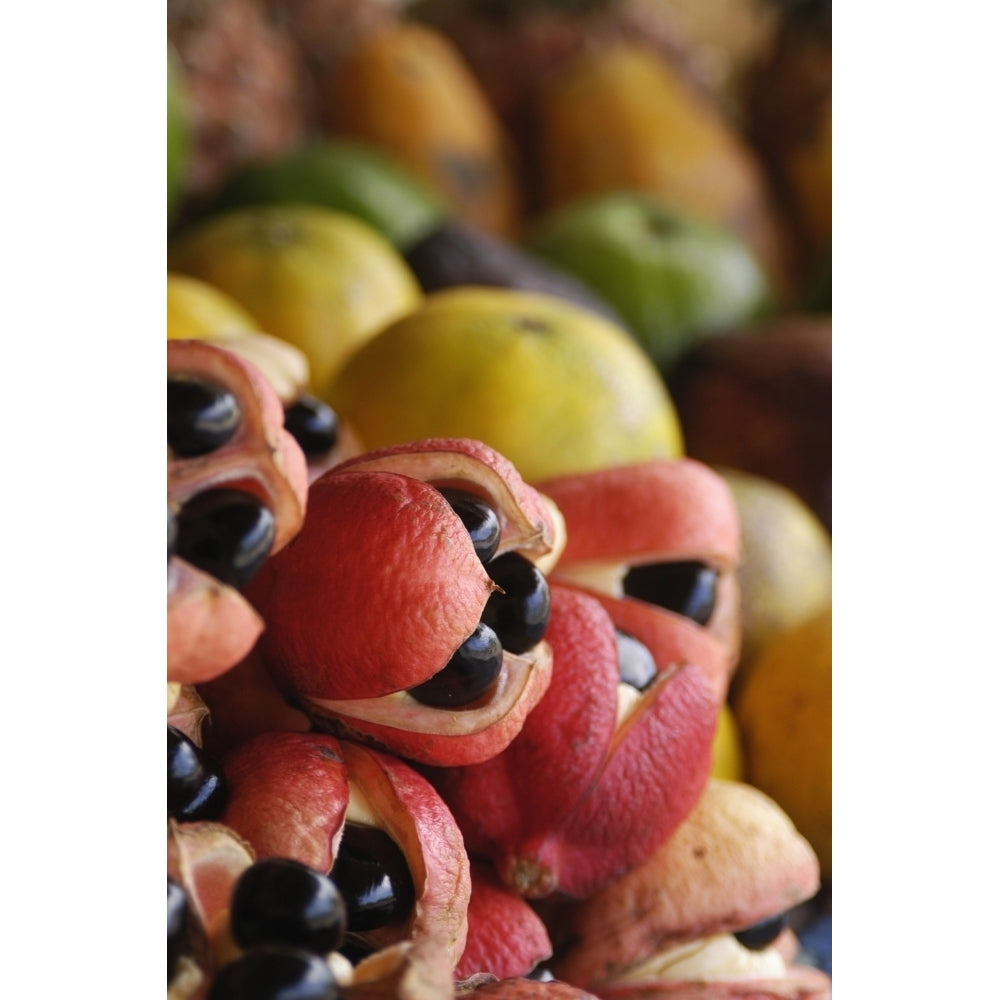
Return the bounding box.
[207,945,341,1000]
[438,488,501,564]
[331,824,415,932]
[231,857,347,955]
[481,552,550,653]
[168,374,241,457]
[174,488,276,588]
[167,725,228,822]
[284,395,339,457]
[615,629,657,691]
[409,622,503,709]
[622,560,718,626]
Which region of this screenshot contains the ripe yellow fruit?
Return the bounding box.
[721,468,832,672]
[167,272,260,340]
[327,287,685,483]
[168,205,422,395]
[709,702,744,782]
[733,604,832,878]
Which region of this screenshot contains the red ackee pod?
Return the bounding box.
[533,459,742,702]
[247,438,565,766]
[167,339,309,686]
[427,584,716,900]
[457,979,602,999]
[547,780,830,1000]
[219,731,473,998]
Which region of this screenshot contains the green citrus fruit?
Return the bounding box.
[167,46,192,225]
[168,205,422,394]
[327,286,684,483]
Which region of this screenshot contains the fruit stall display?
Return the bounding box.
[166,1,832,997]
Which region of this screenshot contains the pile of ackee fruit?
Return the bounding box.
[166,1,832,998]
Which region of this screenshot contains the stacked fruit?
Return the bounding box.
[167,1,832,997]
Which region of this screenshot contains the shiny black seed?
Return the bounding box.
[175,488,276,588]
[207,945,341,1000]
[734,912,789,951]
[168,374,241,457]
[168,506,178,561]
[622,561,718,626]
[167,726,228,822]
[480,552,550,653]
[284,395,339,457]
[231,858,347,955]
[331,824,415,932]
[438,488,501,564]
[167,878,190,983]
[408,623,503,709]
[615,629,658,691]
[336,937,375,966]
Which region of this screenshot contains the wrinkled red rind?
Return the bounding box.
[168,340,308,685]
[549,780,821,991]
[455,861,554,982]
[594,963,832,1000]
[248,469,494,700]
[166,819,255,960]
[333,438,562,562]
[429,585,717,900]
[221,730,350,874]
[457,977,603,999]
[197,646,311,760]
[534,460,741,659]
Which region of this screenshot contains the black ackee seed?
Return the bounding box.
[207,945,342,1000]
[168,878,190,983]
[283,395,340,457]
[615,629,658,692]
[408,622,503,709]
[174,488,276,588]
[336,938,375,966]
[231,858,347,955]
[167,726,228,822]
[168,374,241,457]
[438,488,501,564]
[331,824,415,933]
[734,912,789,951]
[480,552,550,653]
[622,560,718,626]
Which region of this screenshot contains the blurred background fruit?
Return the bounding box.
[319,20,524,239]
[721,467,832,674]
[327,286,685,482]
[167,0,311,207]
[733,603,832,879]
[667,311,832,531]
[525,190,772,371]
[167,46,193,225]
[167,272,261,341]
[167,204,422,396]
[709,702,745,782]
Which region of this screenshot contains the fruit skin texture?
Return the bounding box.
[328,287,684,484]
[168,204,422,398]
[547,779,826,997]
[733,605,832,880]
[320,21,523,239]
[525,191,771,372]
[246,438,563,767]
[167,340,308,686]
[533,41,791,295]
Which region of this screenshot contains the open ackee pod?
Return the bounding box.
[426,583,717,901]
[533,459,741,703]
[546,780,830,999]
[219,730,472,998]
[168,339,309,686]
[247,437,566,766]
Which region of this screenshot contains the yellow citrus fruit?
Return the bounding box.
[709,702,744,782]
[733,603,832,878]
[167,272,261,340]
[167,205,422,394]
[327,287,685,483]
[721,467,833,674]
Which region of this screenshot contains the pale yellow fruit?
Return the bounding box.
[327,287,685,483]
[722,467,832,672]
[733,604,832,878]
[167,272,260,340]
[168,205,423,394]
[709,702,744,782]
